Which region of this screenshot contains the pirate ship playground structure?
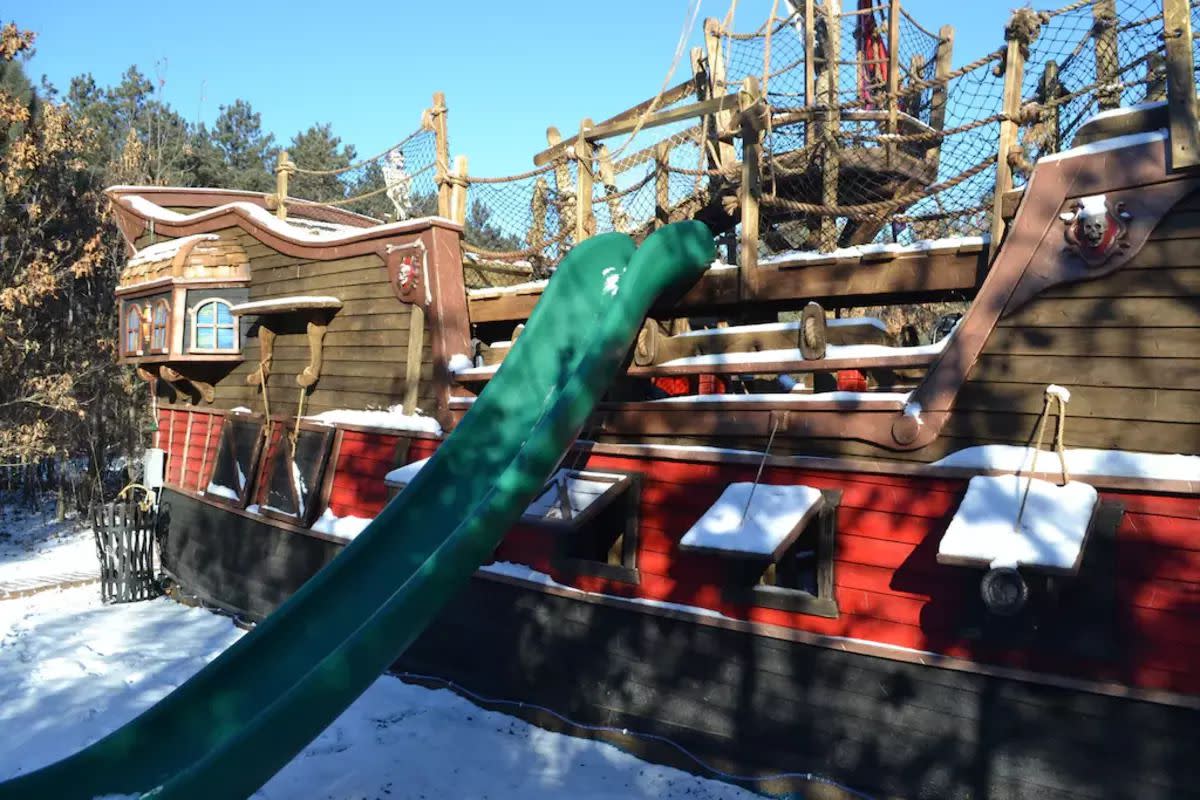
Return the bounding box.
[96,1,1200,797]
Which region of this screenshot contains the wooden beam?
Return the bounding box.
[531,79,697,166]
[818,2,841,251]
[705,17,738,171]
[1163,0,1200,171]
[468,246,989,323]
[739,77,764,288]
[886,0,901,165]
[655,142,671,229]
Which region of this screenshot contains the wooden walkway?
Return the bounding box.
[0,569,99,601]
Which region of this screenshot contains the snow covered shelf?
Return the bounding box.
[937,475,1101,575]
[680,483,825,561]
[522,469,631,529]
[229,296,343,316]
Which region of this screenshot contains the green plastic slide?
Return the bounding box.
[0,221,715,799]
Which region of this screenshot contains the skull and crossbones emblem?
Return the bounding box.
[1060,194,1131,265]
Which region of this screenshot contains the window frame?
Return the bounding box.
[189,298,239,354]
[123,303,145,356]
[253,420,337,528]
[149,299,171,354]
[521,468,642,585]
[717,488,842,619]
[203,413,266,510]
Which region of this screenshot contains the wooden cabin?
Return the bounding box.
[110,2,1200,798]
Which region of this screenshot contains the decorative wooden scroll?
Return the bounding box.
[160,365,215,405]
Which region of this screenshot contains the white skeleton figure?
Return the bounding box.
[382,149,413,221]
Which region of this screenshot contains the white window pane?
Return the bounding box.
[195,328,214,349]
[197,303,214,324]
[217,327,235,350]
[216,303,233,325]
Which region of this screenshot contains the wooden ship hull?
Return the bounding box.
[107,2,1200,797]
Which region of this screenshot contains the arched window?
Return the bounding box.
[190,299,238,353]
[150,300,170,353]
[124,304,144,355]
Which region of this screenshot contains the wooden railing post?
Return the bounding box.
[991,24,1026,252]
[574,120,595,242]
[529,177,548,251]
[429,92,452,218]
[655,142,671,229]
[818,1,842,252]
[1093,0,1120,111]
[1163,0,1200,171]
[739,76,764,292]
[274,150,292,221]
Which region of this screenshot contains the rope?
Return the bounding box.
[761,0,781,95]
[291,386,307,457]
[603,0,704,163]
[298,161,436,208]
[462,225,573,262]
[1014,386,1071,535]
[291,127,428,177]
[1042,0,1095,20]
[466,159,564,184]
[738,416,780,528]
[721,6,800,40]
[761,153,996,219]
[901,7,942,41]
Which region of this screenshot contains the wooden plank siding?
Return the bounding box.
[950,193,1200,458]
[196,238,439,418]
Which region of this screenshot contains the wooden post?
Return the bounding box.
[886,0,901,165]
[1092,0,1120,111]
[1163,0,1200,171]
[546,126,576,244]
[596,146,631,233]
[1038,60,1063,153]
[991,33,1026,251]
[1146,51,1167,102]
[804,0,816,111]
[429,92,452,218]
[450,155,469,225]
[574,120,595,242]
[739,76,764,292]
[926,25,954,167]
[655,142,672,228]
[704,18,737,171]
[818,1,841,252]
[530,176,548,248]
[274,150,292,221]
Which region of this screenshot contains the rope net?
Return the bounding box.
[286,1,1191,288]
[286,125,441,225]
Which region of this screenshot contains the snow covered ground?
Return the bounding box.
[0,579,758,798]
[0,500,97,588]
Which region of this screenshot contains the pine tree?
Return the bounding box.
[287,123,355,203]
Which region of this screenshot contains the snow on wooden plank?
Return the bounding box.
[383,457,431,487]
[679,482,823,560]
[524,470,625,521]
[931,445,1200,483]
[937,475,1099,572]
[229,296,342,315]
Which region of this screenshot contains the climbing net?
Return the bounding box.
[286,124,441,224]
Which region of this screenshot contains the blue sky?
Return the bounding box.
[14,1,1013,179]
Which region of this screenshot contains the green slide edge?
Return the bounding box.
[0,221,715,799]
